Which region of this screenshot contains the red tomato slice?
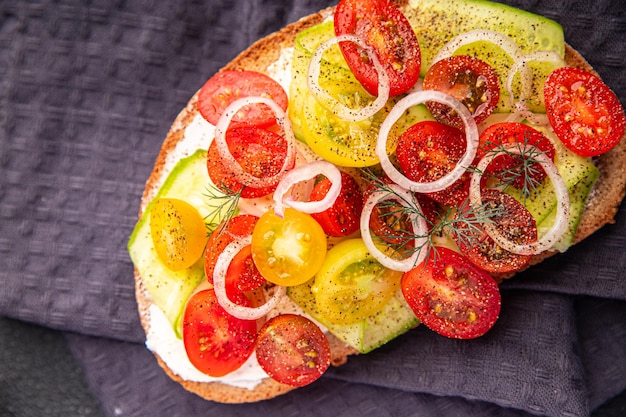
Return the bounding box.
[182,289,258,377]
[423,55,500,130]
[544,66,625,157]
[477,122,555,190]
[401,247,501,339]
[198,70,288,128]
[255,314,331,387]
[395,120,471,206]
[207,126,294,198]
[310,172,363,237]
[205,215,265,298]
[334,0,421,97]
[455,189,537,274]
[363,173,439,248]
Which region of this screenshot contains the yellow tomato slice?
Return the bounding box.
[251,208,327,287]
[150,198,207,271]
[312,238,402,324]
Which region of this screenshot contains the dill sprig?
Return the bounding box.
[203,182,241,237]
[359,168,506,269]
[480,131,548,204]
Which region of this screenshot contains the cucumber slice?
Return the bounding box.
[404,0,565,112]
[288,279,419,354]
[504,126,599,252]
[128,149,230,337]
[507,126,598,223]
[536,167,599,252]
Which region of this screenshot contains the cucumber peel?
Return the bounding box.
[505,127,600,252]
[404,0,565,112]
[288,279,419,354]
[128,149,231,337]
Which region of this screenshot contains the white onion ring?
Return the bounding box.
[512,101,550,126]
[469,145,570,255]
[431,29,529,115]
[376,90,479,193]
[272,160,342,218]
[212,235,286,320]
[507,50,565,125]
[431,29,524,66]
[214,96,296,189]
[307,34,390,122]
[360,184,429,272]
[507,50,566,107]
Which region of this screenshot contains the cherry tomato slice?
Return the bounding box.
[198,70,288,128]
[205,215,265,298]
[207,126,294,198]
[334,0,421,97]
[312,238,402,324]
[363,173,439,249]
[455,189,537,274]
[150,198,207,271]
[544,66,625,157]
[310,172,363,237]
[182,289,257,377]
[255,314,330,387]
[251,208,327,287]
[401,247,501,339]
[478,122,555,191]
[423,55,500,130]
[395,120,471,206]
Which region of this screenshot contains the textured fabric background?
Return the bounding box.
[1,0,625,416]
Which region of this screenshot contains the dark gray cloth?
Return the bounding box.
[1,0,625,416]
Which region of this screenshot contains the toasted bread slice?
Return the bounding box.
[133,3,626,404]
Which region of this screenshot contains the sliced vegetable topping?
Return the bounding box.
[395,120,471,206]
[377,90,479,193]
[308,34,390,121]
[478,122,556,194]
[455,189,537,274]
[272,160,343,218]
[470,143,570,255]
[544,66,626,157]
[198,70,288,128]
[423,55,500,129]
[360,183,429,272]
[182,289,257,377]
[312,238,403,324]
[213,236,286,320]
[206,126,294,198]
[214,96,296,188]
[334,0,421,96]
[401,247,501,339]
[251,208,327,286]
[310,171,364,237]
[256,314,331,387]
[150,198,207,271]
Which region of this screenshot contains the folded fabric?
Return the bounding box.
[64,294,626,417]
[1,0,625,416]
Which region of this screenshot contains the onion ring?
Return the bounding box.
[469,145,570,255]
[431,29,524,66]
[212,235,286,320]
[214,96,296,189]
[376,90,479,193]
[273,160,342,218]
[360,184,429,272]
[307,34,390,122]
[507,50,566,125]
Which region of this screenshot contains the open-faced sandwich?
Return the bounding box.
[128,0,626,404]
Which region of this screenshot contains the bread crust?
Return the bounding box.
[133,2,626,404]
